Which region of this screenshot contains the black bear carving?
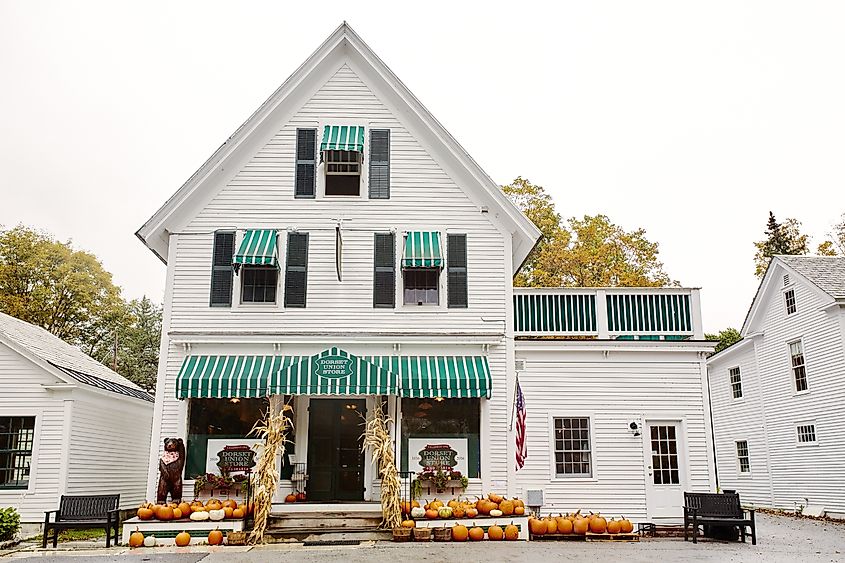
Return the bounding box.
[157,437,186,503]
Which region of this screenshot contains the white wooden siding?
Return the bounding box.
[514,346,713,521]
[709,263,845,515]
[167,63,508,336]
[65,390,154,508]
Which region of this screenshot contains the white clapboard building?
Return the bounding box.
[708,255,845,518]
[136,23,716,524]
[0,312,154,527]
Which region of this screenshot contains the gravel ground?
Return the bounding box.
[4,513,844,562]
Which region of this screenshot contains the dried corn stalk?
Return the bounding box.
[248,398,292,544]
[361,403,402,529]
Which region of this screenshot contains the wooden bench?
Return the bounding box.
[42,494,121,548]
[684,492,756,545]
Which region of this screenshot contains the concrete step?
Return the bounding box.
[265,528,391,543]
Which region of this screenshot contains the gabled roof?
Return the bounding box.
[0,312,153,402]
[741,255,845,335]
[135,22,541,272]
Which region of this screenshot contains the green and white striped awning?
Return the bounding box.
[176,355,283,399]
[390,356,492,399]
[402,231,443,268]
[234,229,279,268]
[320,125,365,152]
[269,348,397,396]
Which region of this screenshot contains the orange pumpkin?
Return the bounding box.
[504,523,519,540]
[400,500,412,514]
[222,499,238,509]
[573,516,589,535]
[545,516,558,534]
[206,499,223,511]
[529,517,547,536]
[447,499,459,509]
[129,529,144,547]
[590,515,607,534]
[429,499,444,511]
[488,492,504,504]
[137,507,154,520]
[514,506,525,516]
[232,508,245,519]
[208,528,224,546]
[223,507,234,519]
[619,517,634,534]
[285,493,297,503]
[607,518,621,534]
[175,531,191,547]
[513,499,525,508]
[178,502,192,517]
[465,507,479,519]
[425,509,438,519]
[172,508,182,520]
[452,524,469,541]
[401,519,415,529]
[557,516,573,534]
[452,506,466,518]
[156,505,174,521]
[499,499,515,516]
[487,524,504,540]
[469,526,485,541]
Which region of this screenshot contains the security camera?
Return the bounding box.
[629,421,641,436]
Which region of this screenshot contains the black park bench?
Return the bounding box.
[684,492,756,545]
[42,494,121,548]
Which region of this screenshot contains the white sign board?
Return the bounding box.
[205,439,262,475]
[408,437,468,475]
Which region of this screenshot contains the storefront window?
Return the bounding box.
[400,398,480,478]
[186,398,289,479]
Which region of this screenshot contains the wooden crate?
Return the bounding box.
[531,533,585,541]
[585,532,640,542]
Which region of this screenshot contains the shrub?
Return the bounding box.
[0,507,20,541]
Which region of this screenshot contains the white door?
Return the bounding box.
[644,421,685,519]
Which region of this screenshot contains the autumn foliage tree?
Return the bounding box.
[0,225,160,391]
[752,212,810,277]
[502,178,676,287]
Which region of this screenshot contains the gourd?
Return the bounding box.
[190,510,210,521]
[545,516,558,534]
[143,535,157,547]
[514,505,525,515]
[452,524,469,541]
[129,529,144,547]
[452,505,466,518]
[498,499,515,516]
[465,507,478,519]
[607,518,621,534]
[156,505,174,521]
[223,507,234,519]
[410,507,426,519]
[529,516,547,535]
[438,507,453,519]
[573,516,589,535]
[222,499,238,509]
[619,516,634,533]
[175,531,191,547]
[488,493,504,504]
[468,526,485,541]
[425,509,438,519]
[285,493,297,503]
[489,509,503,518]
[172,508,182,520]
[232,508,245,519]
[589,515,607,534]
[137,506,154,520]
[487,524,504,540]
[401,519,415,528]
[208,508,226,521]
[208,528,224,546]
[178,502,192,517]
[557,515,573,534]
[504,523,519,540]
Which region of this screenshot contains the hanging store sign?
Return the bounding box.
[408,438,468,475]
[314,354,354,379]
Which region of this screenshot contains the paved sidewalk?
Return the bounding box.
[3,513,843,562]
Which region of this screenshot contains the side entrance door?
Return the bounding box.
[644,420,686,519]
[307,399,365,501]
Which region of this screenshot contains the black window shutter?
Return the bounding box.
[210,231,235,306]
[295,129,317,198]
[369,129,390,199]
[447,234,468,308]
[284,233,309,307]
[373,233,395,308]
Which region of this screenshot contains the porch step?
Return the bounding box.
[265,528,391,543]
[268,505,384,537]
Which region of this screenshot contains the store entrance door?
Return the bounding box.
[306,399,366,501]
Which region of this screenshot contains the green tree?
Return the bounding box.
[705,327,742,354]
[753,212,809,277]
[502,179,676,287]
[0,225,161,391]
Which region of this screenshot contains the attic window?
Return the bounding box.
[324,150,362,196]
[783,274,790,287]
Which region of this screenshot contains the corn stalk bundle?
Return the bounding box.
[248,400,292,545]
[361,404,402,529]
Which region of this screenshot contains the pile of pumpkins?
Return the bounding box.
[404,493,526,520]
[450,522,520,541]
[136,499,252,522]
[128,528,226,548]
[528,511,634,536]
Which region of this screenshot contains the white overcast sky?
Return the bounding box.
[1,1,843,333]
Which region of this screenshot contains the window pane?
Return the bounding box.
[400,398,480,478]
[552,417,591,477]
[0,417,36,488]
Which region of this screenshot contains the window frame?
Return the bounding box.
[729,366,743,399]
[784,288,797,315]
[788,339,809,394]
[796,422,818,446]
[735,440,751,475]
[402,267,441,306]
[549,414,597,482]
[239,265,279,305]
[0,415,38,491]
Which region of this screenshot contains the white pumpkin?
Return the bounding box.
[190,510,210,521]
[410,507,426,519]
[489,509,503,518]
[143,535,157,547]
[208,508,226,521]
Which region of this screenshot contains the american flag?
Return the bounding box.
[515,379,528,470]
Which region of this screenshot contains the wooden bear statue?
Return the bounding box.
[157,437,186,503]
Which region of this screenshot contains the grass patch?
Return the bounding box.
[35,527,120,544]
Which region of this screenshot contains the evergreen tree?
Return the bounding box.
[752,212,809,277]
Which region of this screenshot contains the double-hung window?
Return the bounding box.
[553,417,592,477]
[320,125,365,197]
[241,267,277,303]
[784,289,797,315]
[0,417,35,489]
[797,423,817,444]
[789,340,808,392]
[736,440,750,474]
[402,232,443,306]
[729,367,742,399]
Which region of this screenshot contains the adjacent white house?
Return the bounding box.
[0,312,154,526]
[708,255,845,518]
[136,23,716,524]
